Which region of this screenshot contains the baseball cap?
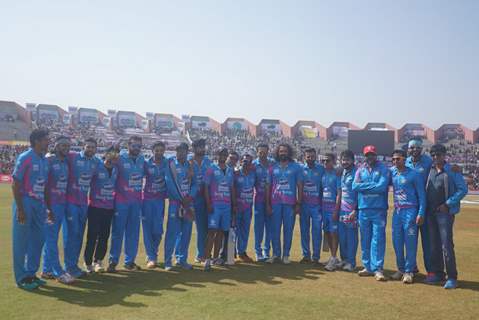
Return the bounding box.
[363,145,377,155]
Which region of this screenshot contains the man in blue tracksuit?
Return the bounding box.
[12,129,52,290]
[352,145,390,281]
[424,144,467,289]
[299,148,324,264]
[189,139,212,263]
[142,141,168,269]
[406,138,433,276]
[338,150,359,272]
[390,149,426,284]
[164,143,198,270]
[41,136,75,284]
[109,135,145,272]
[253,143,274,262]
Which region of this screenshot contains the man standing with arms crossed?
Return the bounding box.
[352,145,390,281]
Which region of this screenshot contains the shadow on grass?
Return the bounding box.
[30,262,323,307]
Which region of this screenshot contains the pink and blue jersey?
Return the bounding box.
[12,148,49,202]
[46,154,68,206]
[253,158,274,204]
[66,151,99,206]
[166,157,198,206]
[390,166,426,216]
[204,163,234,205]
[235,168,256,211]
[322,169,341,212]
[89,162,118,209]
[268,161,303,205]
[189,156,212,201]
[302,163,324,206]
[115,152,145,204]
[340,167,358,214]
[143,157,168,200]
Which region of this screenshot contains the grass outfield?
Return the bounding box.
[0,184,478,320]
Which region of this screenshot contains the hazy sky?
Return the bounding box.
[1,0,478,129]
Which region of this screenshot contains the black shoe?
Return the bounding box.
[107,262,117,273]
[300,256,312,264]
[124,263,142,271]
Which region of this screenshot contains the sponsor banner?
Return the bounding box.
[0,175,12,183]
[0,140,29,146]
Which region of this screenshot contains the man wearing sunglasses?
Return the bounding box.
[424,144,467,289]
[390,149,426,284]
[352,145,390,281]
[109,135,145,272]
[405,138,433,277]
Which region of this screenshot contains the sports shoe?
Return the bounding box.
[267,256,280,264]
[374,271,386,281]
[325,257,338,271]
[256,255,266,263]
[342,263,354,272]
[32,276,47,286]
[425,273,445,285]
[238,253,254,263]
[194,257,205,264]
[312,259,321,265]
[18,278,40,291]
[203,259,212,271]
[94,261,105,273]
[300,256,312,264]
[213,258,225,266]
[41,272,54,280]
[85,264,94,274]
[391,271,404,281]
[164,263,173,271]
[124,263,142,271]
[358,268,374,277]
[146,261,157,269]
[335,259,345,268]
[179,262,193,270]
[107,262,117,273]
[57,273,75,285]
[403,273,414,284]
[444,279,458,289]
[282,256,291,264]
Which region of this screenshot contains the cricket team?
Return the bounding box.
[11,129,468,291]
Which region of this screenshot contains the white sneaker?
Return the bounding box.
[325,257,337,271]
[282,256,291,264]
[57,273,75,284]
[391,271,404,281]
[358,268,374,277]
[374,271,386,281]
[403,273,414,284]
[94,262,105,273]
[342,263,354,272]
[267,256,279,264]
[85,264,94,274]
[335,259,345,268]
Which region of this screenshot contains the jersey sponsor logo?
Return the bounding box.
[79,172,92,187]
[33,177,46,193]
[56,175,67,190]
[128,172,143,187]
[76,160,84,167]
[32,164,39,171]
[123,163,131,169]
[53,163,61,170]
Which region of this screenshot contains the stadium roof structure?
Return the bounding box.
[257,119,291,137]
[398,123,435,143]
[221,117,256,136]
[36,103,66,113]
[435,123,474,143]
[189,115,221,132]
[78,107,106,117]
[292,120,327,139]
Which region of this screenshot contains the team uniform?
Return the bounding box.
[204,163,235,232]
[352,161,390,273]
[164,157,198,268]
[142,156,168,264]
[42,153,69,278]
[338,166,359,268]
[269,161,303,260]
[84,162,118,268]
[12,149,49,285]
[110,152,145,267]
[190,156,212,260]
[406,154,433,273]
[322,168,341,233]
[300,162,324,261]
[234,168,256,256]
[65,151,99,277]
[390,166,426,274]
[253,158,274,260]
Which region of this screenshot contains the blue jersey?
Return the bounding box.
[66,151,99,206]
[253,158,274,204]
[12,148,49,202]
[322,168,341,212]
[340,166,358,214]
[143,156,168,200]
[269,161,303,205]
[406,154,432,184]
[46,154,68,205]
[166,157,198,205]
[235,168,256,211]
[352,161,390,210]
[302,162,324,206]
[116,152,145,204]
[204,163,234,204]
[390,166,426,216]
[189,155,212,201]
[90,162,118,209]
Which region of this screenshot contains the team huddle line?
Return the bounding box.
[11,129,467,291]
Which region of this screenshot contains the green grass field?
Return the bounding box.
[1,184,478,320]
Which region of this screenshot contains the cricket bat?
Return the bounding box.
[226,227,236,265]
